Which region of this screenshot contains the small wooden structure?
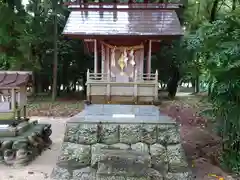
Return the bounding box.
[63,2,183,103]
[0,71,32,120]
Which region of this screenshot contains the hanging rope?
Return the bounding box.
[100,41,143,51]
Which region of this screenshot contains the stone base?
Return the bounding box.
[89,95,156,105]
[0,120,52,166]
[51,104,192,180]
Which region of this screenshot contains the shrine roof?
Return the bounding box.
[0,71,32,88]
[63,5,183,39]
[66,3,182,10]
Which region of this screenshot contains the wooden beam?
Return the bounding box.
[147,40,152,78]
[94,40,98,73]
[101,43,105,74]
[11,88,16,111]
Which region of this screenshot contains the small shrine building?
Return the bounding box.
[63,1,183,103]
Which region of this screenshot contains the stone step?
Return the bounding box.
[97,149,151,177]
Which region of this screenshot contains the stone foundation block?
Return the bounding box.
[140,125,157,144]
[146,168,164,180]
[77,124,98,144]
[57,142,91,168]
[72,167,96,180]
[64,123,79,143]
[97,176,126,180]
[165,172,193,180]
[97,175,151,180]
[131,142,149,153]
[91,143,109,167]
[51,166,71,180]
[97,149,151,177]
[109,143,130,150]
[65,123,98,144]
[119,125,142,144]
[158,125,181,145]
[99,124,119,144]
[150,143,168,173]
[167,144,189,172]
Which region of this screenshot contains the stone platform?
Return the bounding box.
[0,120,52,166]
[51,104,192,180]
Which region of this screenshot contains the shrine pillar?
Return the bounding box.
[101,43,105,74]
[94,39,98,73]
[147,40,152,78]
[11,88,16,110]
[105,47,110,75]
[139,48,144,79]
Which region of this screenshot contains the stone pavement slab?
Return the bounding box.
[69,104,175,124]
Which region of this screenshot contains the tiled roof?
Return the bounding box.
[67,3,181,9]
[63,9,183,38]
[0,71,32,88]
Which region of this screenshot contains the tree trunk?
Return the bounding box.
[195,75,200,93]
[210,0,219,22]
[208,79,213,96]
[52,4,58,102]
[232,0,236,10]
[167,66,180,99]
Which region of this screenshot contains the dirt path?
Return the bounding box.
[160,95,236,180]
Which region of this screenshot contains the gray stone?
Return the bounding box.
[109,143,130,150]
[126,178,150,180]
[58,142,91,168]
[91,143,109,167]
[98,163,149,177]
[97,176,126,180]
[119,124,142,144]
[64,124,78,143]
[141,125,157,144]
[97,176,151,180]
[64,123,98,145]
[150,143,168,173]
[166,144,189,172]
[146,168,164,180]
[131,142,149,153]
[72,167,96,180]
[100,124,119,144]
[14,148,33,166]
[157,125,180,145]
[0,121,52,166]
[12,140,28,150]
[77,124,98,144]
[52,104,191,180]
[165,172,193,180]
[51,166,71,180]
[97,149,151,177]
[69,104,175,124]
[17,121,30,135]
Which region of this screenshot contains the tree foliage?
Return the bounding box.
[0,0,92,93]
[183,3,240,172]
